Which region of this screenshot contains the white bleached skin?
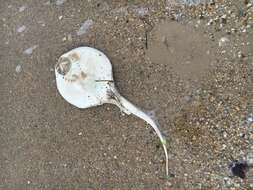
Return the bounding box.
[55,47,169,176]
[55,47,113,108]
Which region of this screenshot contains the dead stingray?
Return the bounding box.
[55,47,168,176]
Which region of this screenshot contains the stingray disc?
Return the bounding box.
[55,47,113,108]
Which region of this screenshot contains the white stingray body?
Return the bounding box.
[55,47,169,176]
[55,47,113,108]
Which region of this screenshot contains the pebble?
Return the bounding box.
[15,65,22,73]
[17,25,26,33]
[165,181,172,187]
[237,51,245,58]
[247,117,253,123]
[77,19,93,36]
[234,183,240,187]
[247,3,252,9]
[19,6,26,12]
[223,177,232,186]
[247,155,253,165]
[231,28,236,33]
[133,7,149,17]
[207,19,214,25]
[219,37,230,47]
[23,45,38,55]
[222,144,227,150]
[67,34,72,42]
[56,0,66,6]
[221,15,227,24]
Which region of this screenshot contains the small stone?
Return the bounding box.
[165,181,172,187]
[67,34,72,42]
[17,25,26,33]
[27,180,31,184]
[44,1,50,5]
[19,6,26,12]
[248,156,253,164]
[247,3,252,9]
[209,33,214,40]
[23,45,38,55]
[247,117,253,123]
[77,19,93,36]
[222,144,227,150]
[15,65,22,73]
[207,19,214,25]
[231,28,236,33]
[238,51,245,58]
[240,133,246,138]
[221,15,227,24]
[223,177,232,186]
[235,106,240,111]
[78,132,82,136]
[56,0,66,6]
[133,7,149,17]
[58,15,63,20]
[229,160,248,179]
[183,95,192,102]
[234,183,240,187]
[62,36,67,41]
[219,37,230,47]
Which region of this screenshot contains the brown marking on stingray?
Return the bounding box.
[56,57,71,76]
[64,74,79,83]
[64,78,72,83]
[80,71,87,79]
[69,52,80,62]
[72,74,79,80]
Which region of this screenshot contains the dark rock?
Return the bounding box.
[229,160,249,179]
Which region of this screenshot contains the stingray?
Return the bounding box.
[55,47,169,176]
